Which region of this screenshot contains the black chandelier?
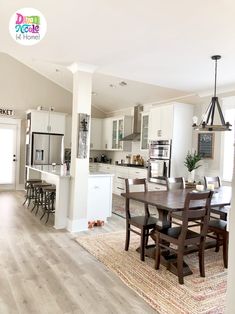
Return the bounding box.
[192,55,232,131]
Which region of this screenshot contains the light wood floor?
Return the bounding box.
[0,191,156,314]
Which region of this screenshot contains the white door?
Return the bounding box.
[0,124,17,189]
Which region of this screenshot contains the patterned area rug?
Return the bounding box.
[76,231,227,314]
[112,194,157,218]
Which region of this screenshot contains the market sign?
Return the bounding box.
[0,109,14,116]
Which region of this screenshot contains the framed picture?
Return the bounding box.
[77,113,90,159]
[198,133,214,159]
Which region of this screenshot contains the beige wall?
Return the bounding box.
[0,53,73,186]
[0,53,73,117]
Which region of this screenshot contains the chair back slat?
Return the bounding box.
[204,176,221,189]
[167,177,185,191]
[179,191,213,239]
[125,178,149,218]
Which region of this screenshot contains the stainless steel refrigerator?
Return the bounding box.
[32,132,64,165]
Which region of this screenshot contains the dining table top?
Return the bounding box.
[121,186,231,212]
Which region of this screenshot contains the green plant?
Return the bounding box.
[184,151,201,172]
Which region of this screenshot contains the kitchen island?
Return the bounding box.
[26,165,114,231]
[26,165,71,229]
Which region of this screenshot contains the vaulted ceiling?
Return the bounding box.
[1,1,235,112]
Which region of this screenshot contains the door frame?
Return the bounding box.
[0,118,21,190]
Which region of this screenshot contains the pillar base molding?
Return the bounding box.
[67,218,88,233]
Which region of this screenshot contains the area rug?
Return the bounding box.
[112,194,157,218]
[75,231,227,314]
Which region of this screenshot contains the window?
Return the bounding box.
[222,108,235,181]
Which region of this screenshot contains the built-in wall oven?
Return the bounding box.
[148,140,171,184]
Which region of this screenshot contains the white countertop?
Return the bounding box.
[26,165,71,178]
[89,172,115,177]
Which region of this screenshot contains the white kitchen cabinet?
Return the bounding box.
[148,102,193,178]
[128,167,147,180]
[101,116,132,151]
[148,182,166,191]
[87,174,113,221]
[49,112,66,134]
[90,118,103,150]
[140,113,149,150]
[28,110,66,135]
[111,116,132,151]
[114,166,129,195]
[148,104,173,140]
[102,118,112,150]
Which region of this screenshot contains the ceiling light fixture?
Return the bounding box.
[192,55,231,131]
[119,81,127,86]
[109,84,116,88]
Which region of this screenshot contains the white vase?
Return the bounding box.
[188,170,195,183]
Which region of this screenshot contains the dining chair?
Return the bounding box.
[166,177,185,225]
[207,217,229,268]
[166,177,185,191]
[155,191,213,284]
[204,176,228,220]
[125,178,158,261]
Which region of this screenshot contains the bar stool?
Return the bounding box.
[31,182,52,215]
[23,179,42,207]
[40,186,56,224]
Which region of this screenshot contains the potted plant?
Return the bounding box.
[184,151,201,182]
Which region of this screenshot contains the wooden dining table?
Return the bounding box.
[121,186,231,276]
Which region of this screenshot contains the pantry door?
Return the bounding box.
[0,124,17,189]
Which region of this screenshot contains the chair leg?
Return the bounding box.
[125,223,130,251]
[223,234,228,268]
[140,229,145,261]
[155,233,161,270]
[145,229,149,247]
[215,234,220,252]
[177,247,184,284]
[199,238,205,277]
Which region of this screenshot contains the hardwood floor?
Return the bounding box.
[0,191,156,314]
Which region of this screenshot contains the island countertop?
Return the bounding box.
[26,165,70,178]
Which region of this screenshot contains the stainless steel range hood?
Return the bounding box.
[122,105,143,141]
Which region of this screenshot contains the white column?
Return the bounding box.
[226,144,235,313]
[67,63,96,232]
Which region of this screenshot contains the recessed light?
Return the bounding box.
[109,84,116,88]
[119,81,127,86]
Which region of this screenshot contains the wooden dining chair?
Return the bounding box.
[207,218,229,268]
[166,177,185,191]
[155,191,213,284]
[204,176,228,220]
[125,178,158,261]
[166,177,185,225]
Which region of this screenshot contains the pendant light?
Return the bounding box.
[192,55,232,131]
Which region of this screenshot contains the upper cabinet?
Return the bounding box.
[29,110,66,135]
[140,113,149,150]
[90,118,103,150]
[100,116,132,151]
[148,104,173,140]
[102,118,112,150]
[110,116,132,151]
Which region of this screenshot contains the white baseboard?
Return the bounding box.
[67,218,88,233]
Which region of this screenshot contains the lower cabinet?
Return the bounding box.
[87,174,113,221]
[89,163,166,196]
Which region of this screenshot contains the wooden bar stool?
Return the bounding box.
[40,186,56,224]
[23,179,42,207]
[31,182,52,215]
